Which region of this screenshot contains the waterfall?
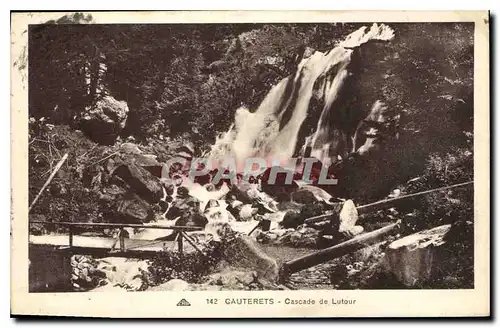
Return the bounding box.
[208,23,394,171]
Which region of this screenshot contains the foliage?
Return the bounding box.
[28,118,107,232]
[145,240,224,286]
[400,145,474,233]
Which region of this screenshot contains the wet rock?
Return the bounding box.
[229,182,279,213]
[203,200,235,222]
[112,163,163,203]
[238,204,258,221]
[227,200,258,221]
[166,189,202,219]
[79,96,129,145]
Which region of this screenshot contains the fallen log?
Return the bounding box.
[303,181,474,225]
[279,220,400,282]
[29,153,69,213]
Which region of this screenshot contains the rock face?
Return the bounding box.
[112,163,163,204]
[80,95,129,145]
[383,224,452,287]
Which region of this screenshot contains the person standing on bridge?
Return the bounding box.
[110,228,130,252]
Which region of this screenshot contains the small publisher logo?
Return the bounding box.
[177,299,191,306]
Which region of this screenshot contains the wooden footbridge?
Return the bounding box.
[29,221,205,258]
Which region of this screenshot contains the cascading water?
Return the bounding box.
[208,23,395,170]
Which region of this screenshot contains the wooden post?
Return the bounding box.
[280,221,400,282]
[68,225,73,248]
[247,221,262,236]
[177,232,183,256]
[180,231,206,256]
[119,228,126,252]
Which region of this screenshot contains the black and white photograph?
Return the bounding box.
[10,10,490,318]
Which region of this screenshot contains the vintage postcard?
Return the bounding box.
[11,11,490,318]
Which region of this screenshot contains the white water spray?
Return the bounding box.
[208,23,394,169]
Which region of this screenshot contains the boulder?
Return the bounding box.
[112,163,163,203]
[291,189,317,204]
[166,191,202,219]
[338,199,364,237]
[131,154,162,178]
[203,200,235,222]
[220,234,279,283]
[227,200,257,222]
[79,96,129,145]
[383,224,452,287]
[176,213,208,228]
[280,210,303,229]
[133,154,160,167]
[115,193,154,223]
[120,142,142,155]
[99,184,128,204]
[237,204,258,221]
[295,184,335,203]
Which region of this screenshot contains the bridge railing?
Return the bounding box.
[29,221,204,255]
